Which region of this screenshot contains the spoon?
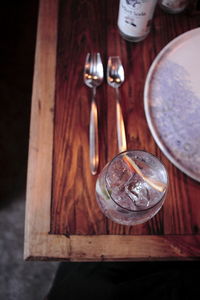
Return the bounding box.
[107,56,127,153]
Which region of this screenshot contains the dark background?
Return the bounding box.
[0,0,38,204]
[0,1,58,299]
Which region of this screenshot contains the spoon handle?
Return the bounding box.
[89,87,99,175]
[116,88,127,153]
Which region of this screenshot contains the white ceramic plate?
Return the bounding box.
[144,28,200,182]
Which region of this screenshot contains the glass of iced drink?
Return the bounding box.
[96,150,168,225]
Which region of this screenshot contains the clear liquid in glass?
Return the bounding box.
[96,150,168,226]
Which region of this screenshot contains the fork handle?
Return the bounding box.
[89,89,99,175]
[116,88,127,153]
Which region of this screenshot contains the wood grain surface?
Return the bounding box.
[24,0,200,260]
[50,0,200,235]
[23,0,71,260]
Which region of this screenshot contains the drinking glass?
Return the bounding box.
[96,150,168,225]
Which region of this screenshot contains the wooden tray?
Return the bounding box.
[24,0,200,261]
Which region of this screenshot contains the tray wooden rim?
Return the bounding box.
[24,0,200,261]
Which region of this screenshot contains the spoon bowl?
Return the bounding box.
[107,56,125,88]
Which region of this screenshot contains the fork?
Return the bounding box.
[84,53,104,175]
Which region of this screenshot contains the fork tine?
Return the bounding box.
[91,53,95,75]
[96,53,103,78]
[84,53,90,74]
[85,53,91,66]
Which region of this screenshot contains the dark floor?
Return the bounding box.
[0,1,58,299]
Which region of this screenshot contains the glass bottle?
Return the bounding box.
[159,0,190,14]
[117,0,158,42]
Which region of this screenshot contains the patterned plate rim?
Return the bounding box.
[144,28,200,182]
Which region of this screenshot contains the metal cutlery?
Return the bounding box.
[84,53,104,175]
[107,56,127,153]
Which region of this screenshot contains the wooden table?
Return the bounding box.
[24,0,200,261]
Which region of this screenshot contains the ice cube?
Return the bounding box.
[125,176,150,209]
[106,158,133,190]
